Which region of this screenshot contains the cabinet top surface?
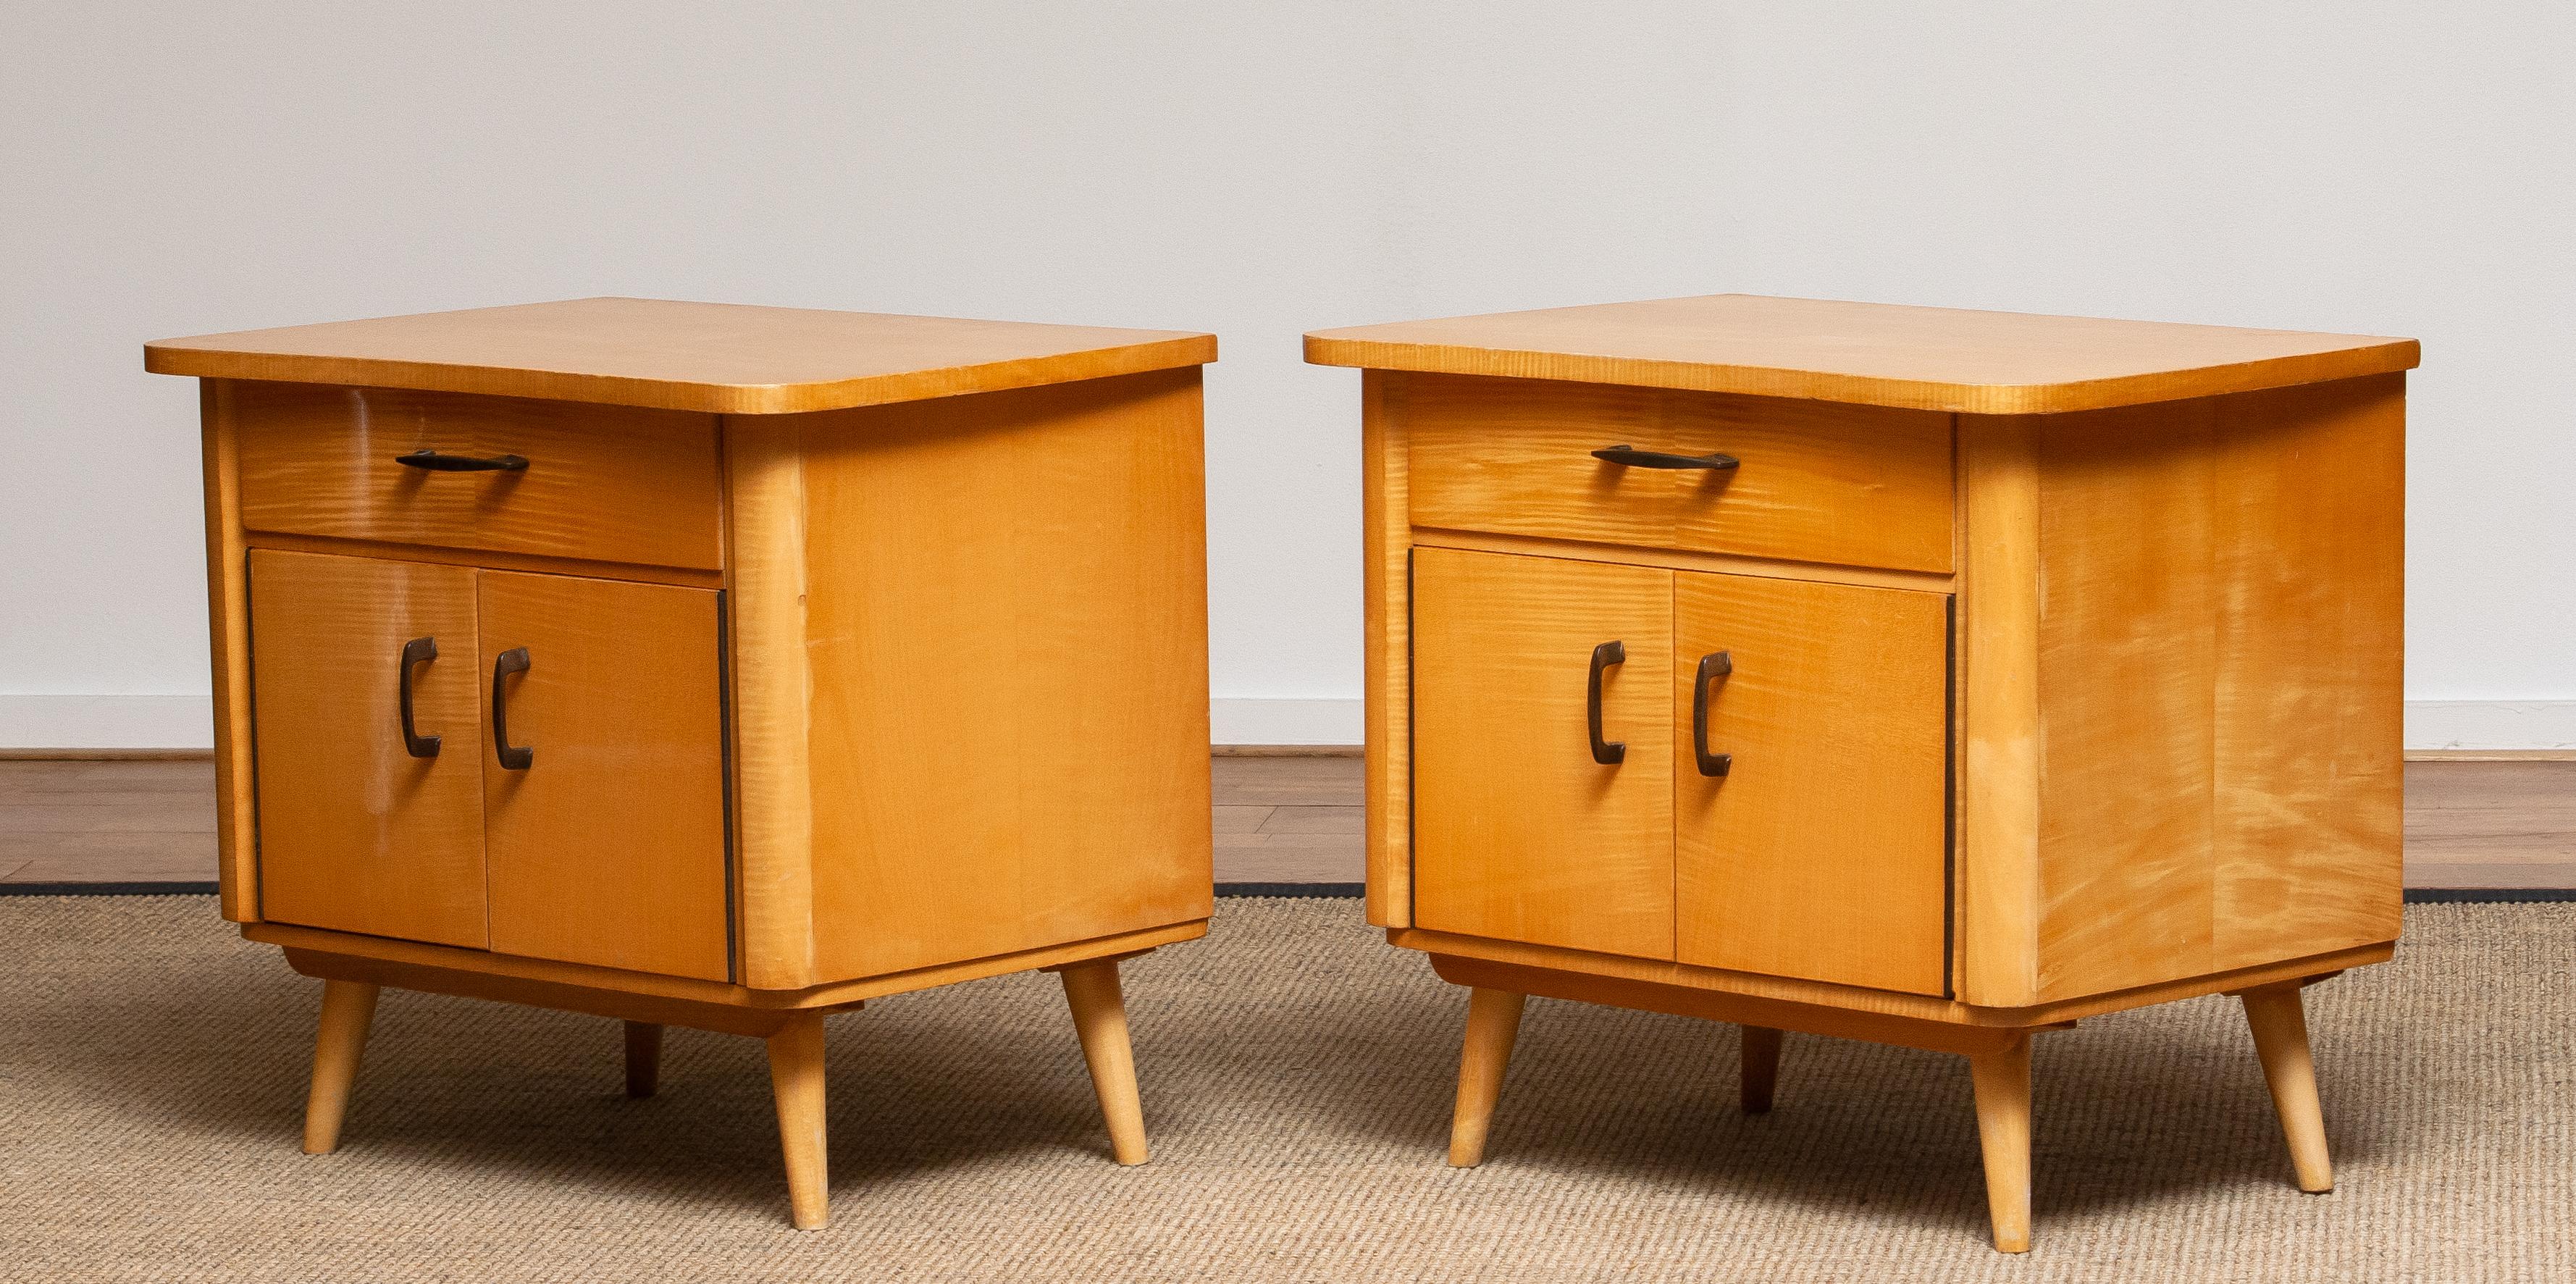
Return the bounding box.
[1304,294,2417,414]
[146,297,1218,415]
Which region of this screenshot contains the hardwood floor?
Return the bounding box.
[0,755,2567,891]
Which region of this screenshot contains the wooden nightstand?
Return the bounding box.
[147,298,1219,1229]
[1305,295,2416,1252]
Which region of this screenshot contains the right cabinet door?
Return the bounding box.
[1674,571,1951,994]
[477,569,731,983]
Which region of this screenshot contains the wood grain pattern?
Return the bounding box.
[1446,986,1527,1167]
[1057,959,1151,1165]
[200,382,259,920]
[767,1013,831,1230]
[717,414,818,991]
[300,978,379,1154]
[148,297,1217,416]
[1426,953,2044,1057]
[1673,572,1950,995]
[231,381,722,570]
[1968,1034,2035,1253]
[1308,294,2417,414]
[478,571,729,982]
[253,918,1201,1012]
[2003,376,2405,1003]
[1402,373,1955,572]
[790,369,1214,983]
[1398,925,2387,1031]
[2238,981,2334,1193]
[280,947,858,1037]
[1411,527,1951,595]
[1359,370,1413,928]
[1411,547,1674,960]
[246,550,488,948]
[1957,415,2042,1006]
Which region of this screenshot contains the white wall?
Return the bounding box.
[4,2,2570,748]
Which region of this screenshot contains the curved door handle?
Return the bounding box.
[1692,650,1734,777]
[397,636,440,758]
[490,647,533,770]
[1590,444,1740,471]
[1587,640,1627,765]
[395,449,528,473]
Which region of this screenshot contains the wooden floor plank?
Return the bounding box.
[1,756,2566,889]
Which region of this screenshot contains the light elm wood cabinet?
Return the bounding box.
[150,298,1220,1229]
[1307,294,2417,1252]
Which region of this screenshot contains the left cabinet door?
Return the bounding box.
[477,570,730,982]
[248,550,490,947]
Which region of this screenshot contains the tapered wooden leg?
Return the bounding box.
[1968,1034,2034,1254]
[2240,981,2333,1193]
[624,1021,663,1099]
[1448,987,1527,1167]
[765,1012,829,1230]
[1740,1025,1783,1114]
[301,979,380,1154]
[1057,958,1151,1165]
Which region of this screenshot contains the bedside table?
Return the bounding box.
[1305,295,2415,1252]
[147,298,1219,1229]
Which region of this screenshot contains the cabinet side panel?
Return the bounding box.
[2210,375,2405,970]
[1362,371,1412,926]
[1957,416,2042,1006]
[201,381,259,920]
[2022,377,2406,1002]
[2032,403,2222,1000]
[797,369,1214,983]
[721,416,818,990]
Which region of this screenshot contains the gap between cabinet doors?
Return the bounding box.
[1405,542,1955,998]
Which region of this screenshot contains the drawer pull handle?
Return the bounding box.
[397,636,441,759]
[1587,640,1627,765]
[395,449,529,473]
[1590,444,1740,471]
[1692,650,1734,777]
[490,647,534,770]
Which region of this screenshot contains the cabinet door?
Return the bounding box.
[1674,572,1950,994]
[248,550,488,947]
[1412,547,1675,960]
[477,571,729,981]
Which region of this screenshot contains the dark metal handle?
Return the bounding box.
[397,636,440,759]
[1590,444,1741,471]
[395,449,528,473]
[1587,640,1627,765]
[1692,650,1734,778]
[490,647,533,770]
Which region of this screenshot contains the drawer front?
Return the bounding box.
[1402,374,1955,573]
[231,381,723,569]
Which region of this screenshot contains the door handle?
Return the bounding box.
[395,449,528,472]
[490,647,533,770]
[1692,650,1734,777]
[397,636,440,758]
[1590,444,1740,471]
[1587,640,1627,765]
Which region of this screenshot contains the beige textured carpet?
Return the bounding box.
[1,897,2568,1283]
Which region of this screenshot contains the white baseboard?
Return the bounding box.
[0,694,216,750]
[1208,697,1363,747]
[2404,700,2576,752]
[5,693,2569,753]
